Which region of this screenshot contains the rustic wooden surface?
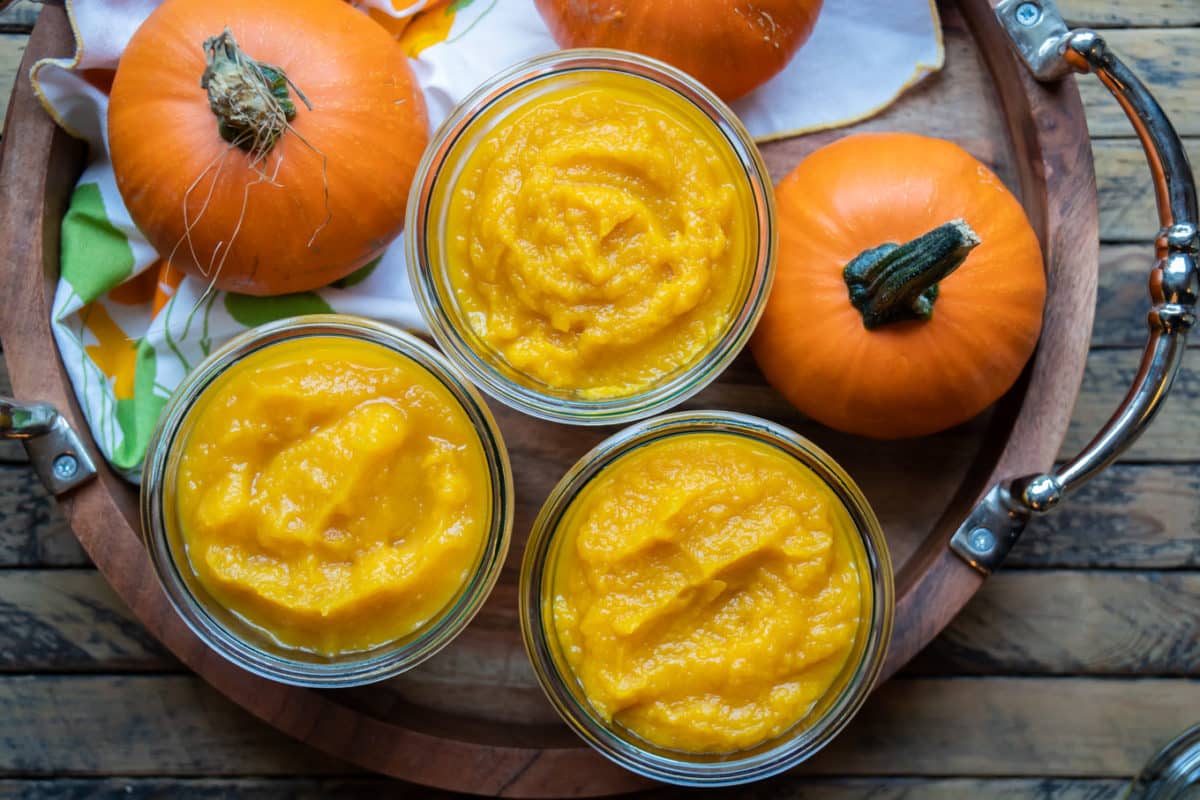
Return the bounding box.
[0,0,1196,797]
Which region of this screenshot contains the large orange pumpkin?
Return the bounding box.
[752,133,1046,439]
[532,0,823,103]
[109,0,428,296]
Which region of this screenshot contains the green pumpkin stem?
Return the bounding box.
[201,29,311,158]
[843,219,981,330]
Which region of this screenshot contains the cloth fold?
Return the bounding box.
[32,0,943,478]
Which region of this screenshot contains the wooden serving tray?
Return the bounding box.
[0,0,1098,796]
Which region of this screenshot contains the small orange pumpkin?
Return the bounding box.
[109,0,429,296]
[532,0,823,103]
[752,132,1046,439]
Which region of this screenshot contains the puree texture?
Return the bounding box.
[176,337,490,655]
[552,434,863,753]
[446,79,753,399]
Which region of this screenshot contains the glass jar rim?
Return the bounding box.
[405,48,777,426]
[139,314,514,687]
[518,410,894,785]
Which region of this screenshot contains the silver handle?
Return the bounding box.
[951,0,1198,573]
[1,395,98,495]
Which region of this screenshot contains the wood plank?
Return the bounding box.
[0,3,39,33]
[738,778,1127,799]
[0,777,1131,799]
[1095,137,1200,242]
[0,570,171,671]
[4,567,1197,675]
[0,34,24,132]
[0,463,87,566]
[910,571,1200,675]
[1095,244,1163,347]
[0,675,1191,777]
[1078,29,1200,137]
[1011,464,1200,568]
[0,356,26,463]
[808,677,1200,777]
[1060,0,1200,28]
[0,676,352,776]
[1061,347,1200,462]
[3,348,1195,569]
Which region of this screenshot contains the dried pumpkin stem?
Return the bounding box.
[201,28,310,158]
[843,219,981,330]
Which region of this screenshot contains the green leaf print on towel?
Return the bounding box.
[112,340,170,473]
[61,183,135,302]
[224,291,335,328]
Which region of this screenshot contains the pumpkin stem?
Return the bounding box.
[201,29,311,159]
[843,219,981,330]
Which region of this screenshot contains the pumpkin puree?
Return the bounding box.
[176,337,490,655]
[446,77,755,398]
[552,434,864,753]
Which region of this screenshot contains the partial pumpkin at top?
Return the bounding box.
[533,0,824,102]
[752,132,1047,440]
[108,0,429,296]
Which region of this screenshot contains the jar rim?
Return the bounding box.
[405,49,777,426]
[139,314,514,687]
[518,410,895,785]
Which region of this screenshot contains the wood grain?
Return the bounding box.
[0,464,87,566]
[1012,464,1200,568]
[810,677,1200,777]
[1095,244,1176,347]
[0,0,1185,796]
[0,778,1132,800]
[1061,348,1200,461]
[0,570,170,671]
[3,568,1197,676]
[0,3,39,33]
[911,571,1200,675]
[0,35,22,131]
[0,355,23,463]
[708,778,1128,800]
[0,676,352,776]
[1079,29,1200,136]
[1095,137,1200,242]
[1060,0,1200,28]
[0,675,1192,778]
[3,462,1194,572]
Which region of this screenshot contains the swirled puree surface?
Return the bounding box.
[552,434,864,753]
[175,337,490,655]
[446,75,755,399]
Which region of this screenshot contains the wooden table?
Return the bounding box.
[1,1,1197,797]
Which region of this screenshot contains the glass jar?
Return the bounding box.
[141,315,513,687]
[406,49,776,425]
[1128,724,1200,799]
[518,411,894,785]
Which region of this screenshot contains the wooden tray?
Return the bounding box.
[0,0,1098,796]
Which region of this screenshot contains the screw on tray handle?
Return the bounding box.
[950,0,1198,574]
[1,395,98,495]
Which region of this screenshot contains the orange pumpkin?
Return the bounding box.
[752,132,1046,439]
[109,0,428,296]
[532,0,823,103]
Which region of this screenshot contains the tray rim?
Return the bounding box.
[0,1,1098,796]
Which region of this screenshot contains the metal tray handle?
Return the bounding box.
[951,0,1198,573]
[1,396,97,495]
